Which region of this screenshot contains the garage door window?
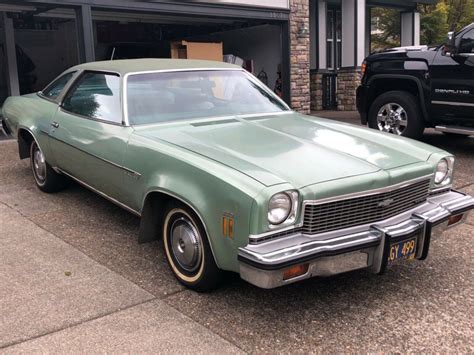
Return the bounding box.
[62,72,122,124]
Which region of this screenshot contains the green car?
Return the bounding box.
[2,59,473,291]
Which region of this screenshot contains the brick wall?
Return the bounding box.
[336,68,361,111]
[289,0,310,114]
[310,71,323,111]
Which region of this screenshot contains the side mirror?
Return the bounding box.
[443,31,458,55]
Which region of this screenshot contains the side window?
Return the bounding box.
[459,29,474,54]
[62,72,122,124]
[41,71,76,100]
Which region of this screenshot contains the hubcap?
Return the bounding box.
[33,145,46,183]
[376,103,408,135]
[170,217,202,272]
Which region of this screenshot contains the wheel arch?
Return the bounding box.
[367,74,429,121]
[17,127,37,160]
[138,188,221,268]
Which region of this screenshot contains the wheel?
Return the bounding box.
[368,91,424,139]
[30,140,68,193]
[162,202,223,292]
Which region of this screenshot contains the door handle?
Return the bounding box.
[51,121,59,128]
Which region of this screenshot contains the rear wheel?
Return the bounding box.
[368,91,424,140]
[162,202,223,292]
[30,141,68,193]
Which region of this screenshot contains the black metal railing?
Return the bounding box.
[322,73,337,110]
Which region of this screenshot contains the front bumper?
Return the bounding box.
[238,190,473,289]
[356,85,368,125]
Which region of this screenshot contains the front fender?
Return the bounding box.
[126,136,266,272]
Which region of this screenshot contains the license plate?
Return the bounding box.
[388,237,417,263]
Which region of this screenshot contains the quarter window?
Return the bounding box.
[41,71,76,100]
[62,72,122,124]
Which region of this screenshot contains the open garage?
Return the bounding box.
[0,0,290,105]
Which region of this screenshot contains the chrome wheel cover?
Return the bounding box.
[376,103,408,135]
[170,217,202,273]
[33,145,46,183]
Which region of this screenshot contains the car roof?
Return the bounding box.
[69,58,240,76]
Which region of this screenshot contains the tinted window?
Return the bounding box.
[62,72,122,124]
[127,70,288,125]
[41,71,75,100]
[459,29,474,53]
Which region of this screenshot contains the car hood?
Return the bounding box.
[133,113,441,188]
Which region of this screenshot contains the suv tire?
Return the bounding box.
[368,91,424,140]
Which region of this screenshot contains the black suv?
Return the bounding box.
[357,23,474,139]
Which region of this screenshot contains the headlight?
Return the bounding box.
[434,157,454,186]
[434,159,449,184]
[268,191,299,226]
[268,193,291,225]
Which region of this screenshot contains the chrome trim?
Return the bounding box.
[303,174,432,207]
[55,168,141,217]
[435,125,474,136]
[432,100,474,107]
[123,67,292,127]
[249,174,433,243]
[239,190,474,288]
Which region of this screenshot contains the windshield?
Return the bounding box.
[126,70,289,125]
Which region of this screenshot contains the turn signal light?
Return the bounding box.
[283,263,309,281]
[361,61,367,76]
[448,214,463,226]
[222,215,234,239]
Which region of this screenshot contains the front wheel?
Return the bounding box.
[163,202,223,292]
[368,91,424,140]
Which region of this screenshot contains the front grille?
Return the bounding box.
[303,178,431,235]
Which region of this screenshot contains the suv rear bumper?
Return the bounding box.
[238,190,473,289]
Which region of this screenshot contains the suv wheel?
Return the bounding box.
[368,91,424,139]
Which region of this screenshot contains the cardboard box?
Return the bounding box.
[171,41,223,62]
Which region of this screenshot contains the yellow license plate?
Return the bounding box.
[388,237,417,263]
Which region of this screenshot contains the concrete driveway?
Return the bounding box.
[0,116,473,353]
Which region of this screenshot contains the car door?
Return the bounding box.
[49,71,134,204]
[430,28,474,120]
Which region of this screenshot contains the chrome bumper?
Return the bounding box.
[238,190,473,289]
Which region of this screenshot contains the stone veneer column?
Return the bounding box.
[310,71,324,111]
[289,0,311,114]
[336,67,361,111]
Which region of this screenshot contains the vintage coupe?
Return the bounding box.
[2,59,473,291]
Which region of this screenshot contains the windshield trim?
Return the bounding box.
[123,68,292,126]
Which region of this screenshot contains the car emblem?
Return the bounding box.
[378,198,395,208]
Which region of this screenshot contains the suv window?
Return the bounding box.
[62,72,122,124]
[459,29,474,54]
[41,71,76,100]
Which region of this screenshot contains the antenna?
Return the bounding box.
[110,47,116,61]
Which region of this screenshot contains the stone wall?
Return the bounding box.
[336,67,361,111]
[289,0,310,114]
[310,71,323,111]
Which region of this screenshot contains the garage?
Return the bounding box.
[0,0,290,105]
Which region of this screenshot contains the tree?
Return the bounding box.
[419,2,449,45]
[370,7,401,51]
[444,0,474,31]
